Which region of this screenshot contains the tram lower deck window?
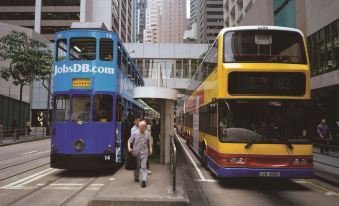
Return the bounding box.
[70,38,96,60]
[54,95,70,122]
[93,94,113,122]
[72,95,90,122]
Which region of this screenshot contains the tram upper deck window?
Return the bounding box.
[56,39,67,61]
[223,30,307,64]
[54,95,70,122]
[72,95,90,122]
[93,94,113,122]
[70,38,96,60]
[100,38,113,61]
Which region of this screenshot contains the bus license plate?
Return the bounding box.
[259,172,280,177]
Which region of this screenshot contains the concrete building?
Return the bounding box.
[0,0,80,41]
[143,0,162,43]
[223,0,255,27]
[0,0,133,43]
[159,0,187,43]
[197,0,224,44]
[143,0,187,43]
[80,0,132,43]
[0,22,50,130]
[190,0,199,24]
[132,0,147,43]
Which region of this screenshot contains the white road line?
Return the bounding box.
[1,168,57,189]
[175,133,207,181]
[22,151,38,156]
[194,179,219,183]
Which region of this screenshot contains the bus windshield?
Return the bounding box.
[223,30,307,64]
[218,99,311,144]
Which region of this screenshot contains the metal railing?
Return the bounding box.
[0,127,50,145]
[170,134,177,192]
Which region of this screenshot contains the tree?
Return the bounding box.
[0,31,53,101]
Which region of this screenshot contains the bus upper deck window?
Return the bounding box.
[70,38,96,61]
[56,39,67,61]
[100,38,113,61]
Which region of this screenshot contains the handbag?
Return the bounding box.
[125,139,137,170]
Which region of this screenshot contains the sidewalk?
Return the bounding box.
[0,135,50,146]
[313,147,339,185]
[88,160,190,206]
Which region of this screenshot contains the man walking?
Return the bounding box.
[317,118,331,154]
[131,116,141,135]
[128,120,152,188]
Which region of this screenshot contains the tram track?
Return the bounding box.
[0,149,50,162]
[0,162,50,182]
[0,154,50,171]
[4,175,63,206]
[58,176,99,206]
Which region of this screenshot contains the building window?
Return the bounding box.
[308,19,339,77]
[41,26,69,34]
[42,0,80,6]
[69,38,96,61]
[41,12,80,20]
[0,0,35,6]
[0,12,34,20]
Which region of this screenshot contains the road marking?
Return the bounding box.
[22,151,38,156]
[194,179,219,183]
[175,133,207,181]
[297,179,339,197]
[1,168,57,189]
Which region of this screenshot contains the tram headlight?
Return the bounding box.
[74,139,85,151]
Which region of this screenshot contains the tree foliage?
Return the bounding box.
[0,31,53,101]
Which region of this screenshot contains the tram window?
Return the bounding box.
[72,95,90,122]
[116,95,122,122]
[128,63,132,79]
[121,55,127,75]
[100,38,113,61]
[117,45,122,69]
[56,39,67,61]
[70,38,96,60]
[54,95,70,122]
[93,94,113,122]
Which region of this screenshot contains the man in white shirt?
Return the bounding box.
[128,121,152,187]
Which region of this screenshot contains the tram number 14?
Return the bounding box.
[105,155,111,161]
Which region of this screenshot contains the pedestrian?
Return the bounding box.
[317,118,331,154]
[128,120,153,188]
[151,119,160,153]
[11,120,17,139]
[335,119,339,138]
[131,116,141,135]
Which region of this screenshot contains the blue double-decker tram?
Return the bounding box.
[51,24,145,170]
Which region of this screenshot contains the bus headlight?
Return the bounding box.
[74,139,85,151]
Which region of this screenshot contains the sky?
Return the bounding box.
[186,0,190,18]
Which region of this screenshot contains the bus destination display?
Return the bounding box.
[228,72,306,96]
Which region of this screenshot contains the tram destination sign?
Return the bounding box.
[228,72,306,96]
[72,78,91,87]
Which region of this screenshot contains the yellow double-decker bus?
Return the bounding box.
[182,26,313,178]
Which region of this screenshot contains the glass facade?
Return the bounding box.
[274,0,296,28]
[133,58,195,79]
[307,19,339,76]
